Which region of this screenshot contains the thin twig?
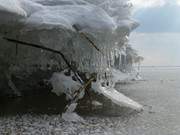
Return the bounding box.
[73,25,103,55]
[80,32,102,53]
[73,75,95,102]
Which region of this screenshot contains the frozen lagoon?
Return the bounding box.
[0,67,180,135]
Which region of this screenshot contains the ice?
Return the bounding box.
[1,68,180,134]
[112,68,132,82]
[65,103,78,113]
[0,0,26,17]
[20,0,44,16]
[62,112,85,122]
[92,81,143,111]
[62,103,85,122]
[0,0,27,25]
[31,0,89,6]
[92,100,103,107]
[50,70,84,100]
[0,0,139,75]
[0,0,143,110]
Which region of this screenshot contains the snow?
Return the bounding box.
[0,0,27,25]
[92,100,103,107]
[0,0,26,17]
[2,67,180,134]
[62,112,84,122]
[0,0,139,74]
[65,103,78,113]
[32,0,89,6]
[112,69,132,82]
[62,103,85,122]
[20,0,44,16]
[1,68,180,134]
[50,70,84,100]
[0,0,143,112]
[92,81,143,111]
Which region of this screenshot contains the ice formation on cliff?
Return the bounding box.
[0,0,138,73]
[0,0,143,110]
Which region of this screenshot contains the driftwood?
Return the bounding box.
[73,75,95,102]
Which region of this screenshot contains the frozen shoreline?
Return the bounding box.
[1,67,180,135]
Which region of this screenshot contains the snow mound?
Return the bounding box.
[26,4,116,33]
[50,70,84,100]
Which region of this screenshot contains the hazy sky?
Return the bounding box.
[130,0,180,66]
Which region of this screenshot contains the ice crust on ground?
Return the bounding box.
[112,69,132,83]
[112,68,143,82]
[62,103,85,122]
[1,68,180,135]
[62,112,85,122]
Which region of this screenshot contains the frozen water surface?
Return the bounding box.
[0,67,180,135]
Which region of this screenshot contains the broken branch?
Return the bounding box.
[72,24,103,55]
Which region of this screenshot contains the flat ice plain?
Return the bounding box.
[0,67,180,135]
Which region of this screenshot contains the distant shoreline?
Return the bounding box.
[140,66,180,68]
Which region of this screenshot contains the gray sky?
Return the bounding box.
[130,0,180,66]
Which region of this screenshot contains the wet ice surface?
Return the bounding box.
[1,67,180,135]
